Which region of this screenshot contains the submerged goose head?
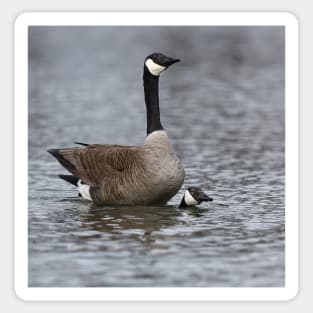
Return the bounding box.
[179,187,213,208]
[145,53,180,76]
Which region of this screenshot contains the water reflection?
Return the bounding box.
[81,206,178,242]
[76,204,209,247]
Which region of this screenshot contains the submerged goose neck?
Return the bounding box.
[143,67,164,135]
[179,197,187,208]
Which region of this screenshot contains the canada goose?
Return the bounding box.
[179,187,213,208]
[48,53,185,206]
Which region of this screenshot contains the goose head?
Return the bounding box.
[144,53,180,76]
[180,187,213,208]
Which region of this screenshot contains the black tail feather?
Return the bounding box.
[47,148,77,174]
[74,142,89,147]
[59,174,79,186]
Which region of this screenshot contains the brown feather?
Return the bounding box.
[49,132,185,205]
[55,145,146,199]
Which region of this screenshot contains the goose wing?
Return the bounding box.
[74,142,132,149]
[48,145,144,187]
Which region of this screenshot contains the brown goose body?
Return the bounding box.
[49,131,184,205]
[48,53,185,205]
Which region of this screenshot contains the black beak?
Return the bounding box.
[201,195,213,201]
[159,55,180,67]
[164,58,180,67]
[200,193,213,202]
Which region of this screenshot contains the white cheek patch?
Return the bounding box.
[145,58,166,76]
[184,190,199,206]
[78,180,92,201]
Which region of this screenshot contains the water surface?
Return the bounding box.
[29,26,285,287]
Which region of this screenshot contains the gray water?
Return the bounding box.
[28,26,285,287]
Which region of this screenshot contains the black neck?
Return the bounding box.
[143,66,164,135]
[179,197,187,209]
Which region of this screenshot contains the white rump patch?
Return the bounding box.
[78,180,92,201]
[145,58,166,76]
[184,190,198,206]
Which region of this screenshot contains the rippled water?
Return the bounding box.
[28,26,285,287]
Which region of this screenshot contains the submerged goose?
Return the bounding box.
[179,187,213,208]
[48,53,185,206]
